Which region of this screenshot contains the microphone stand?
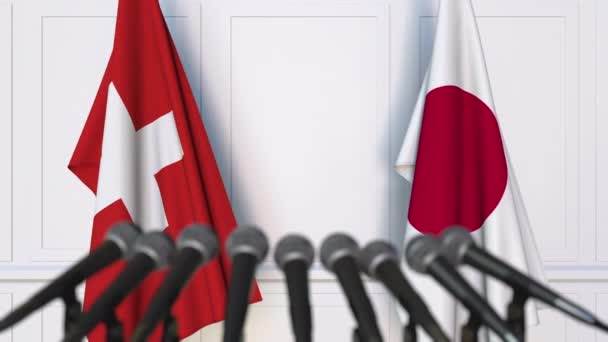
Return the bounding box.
[104,312,124,342]
[460,314,482,342]
[61,288,82,334]
[162,314,180,342]
[352,327,386,342]
[60,288,123,342]
[352,327,362,342]
[403,320,417,342]
[506,290,528,341]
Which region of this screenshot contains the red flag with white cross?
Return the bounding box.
[68,0,261,340]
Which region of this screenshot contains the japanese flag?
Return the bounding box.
[395,0,546,340]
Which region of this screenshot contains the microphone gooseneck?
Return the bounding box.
[358,240,450,342]
[0,222,141,332]
[222,225,269,342]
[131,224,219,342]
[63,231,175,342]
[320,233,383,342]
[440,226,608,333]
[274,234,315,342]
[406,235,520,342]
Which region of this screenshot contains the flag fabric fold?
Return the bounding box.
[395,0,545,340]
[68,0,261,340]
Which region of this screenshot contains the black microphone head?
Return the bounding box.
[226,225,269,262]
[274,234,315,269]
[358,241,398,278]
[320,233,359,271]
[405,235,441,274]
[130,231,175,269]
[177,224,219,264]
[104,222,142,255]
[439,226,475,265]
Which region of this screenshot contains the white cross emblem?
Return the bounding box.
[95,82,184,230]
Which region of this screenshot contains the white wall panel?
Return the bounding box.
[0,3,13,262]
[522,282,608,341]
[0,285,33,342]
[230,14,388,270]
[40,303,63,341]
[41,17,112,251]
[527,292,591,341]
[594,0,608,264]
[528,301,569,341]
[202,0,389,278]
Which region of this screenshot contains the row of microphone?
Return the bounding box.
[0,222,606,342]
[273,227,608,342]
[402,231,608,342]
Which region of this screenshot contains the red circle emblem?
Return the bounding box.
[408,86,508,235]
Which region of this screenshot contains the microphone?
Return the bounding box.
[440,227,608,332]
[63,231,175,342]
[222,225,269,342]
[131,224,219,342]
[320,233,383,342]
[406,235,519,342]
[0,222,141,331]
[274,234,315,342]
[358,240,449,342]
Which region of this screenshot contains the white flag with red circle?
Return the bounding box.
[395,0,546,340]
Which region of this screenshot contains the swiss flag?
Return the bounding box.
[68,0,261,340]
[395,0,545,340]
